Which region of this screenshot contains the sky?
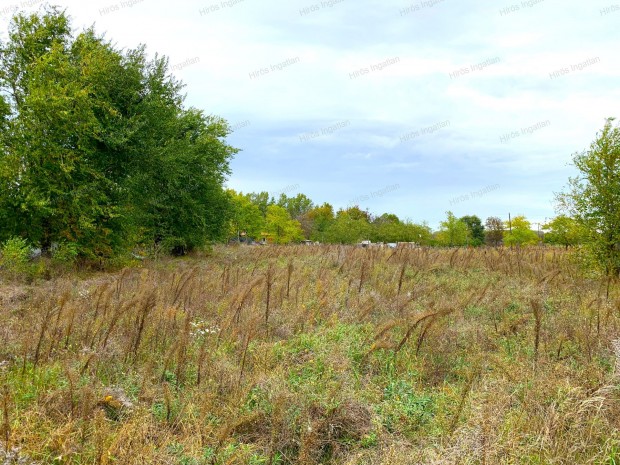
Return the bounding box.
[1,0,618,229]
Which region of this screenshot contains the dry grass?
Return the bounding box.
[1,245,620,464]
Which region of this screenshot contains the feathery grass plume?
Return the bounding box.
[63,300,78,350]
[358,258,368,294]
[172,267,198,307]
[286,260,294,299]
[415,317,436,355]
[1,385,10,453]
[237,328,254,388]
[394,307,444,355]
[357,296,377,321]
[116,268,131,300]
[449,367,479,436]
[63,363,77,417]
[397,263,406,296]
[175,306,194,386]
[86,284,113,348]
[129,289,157,358]
[449,248,459,268]
[47,289,71,360]
[101,298,132,349]
[530,299,543,364]
[220,264,229,296]
[230,276,264,326]
[265,264,274,326]
[32,299,55,372]
[163,382,173,423]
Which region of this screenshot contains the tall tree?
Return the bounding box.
[249,192,274,218]
[0,8,236,258]
[557,118,620,274]
[485,217,504,246]
[503,216,539,247]
[460,215,485,246]
[277,193,314,220]
[371,213,403,243]
[227,190,265,242]
[324,209,371,244]
[306,202,335,242]
[543,215,585,249]
[436,211,469,246]
[265,205,303,244]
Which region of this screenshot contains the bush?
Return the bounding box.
[0,236,31,274]
[51,241,79,266]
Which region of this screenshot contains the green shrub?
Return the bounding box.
[0,236,31,273]
[51,241,79,266]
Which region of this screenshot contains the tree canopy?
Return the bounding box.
[558,118,620,274]
[0,8,237,259]
[504,216,539,247]
[436,211,469,246]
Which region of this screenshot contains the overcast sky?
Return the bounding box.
[1,0,618,228]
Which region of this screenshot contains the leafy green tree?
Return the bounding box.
[504,216,539,247]
[436,211,469,246]
[129,111,235,255]
[344,205,371,222]
[228,190,265,241]
[485,217,504,246]
[370,213,405,242]
[324,209,371,244]
[401,221,433,245]
[460,215,485,246]
[557,118,620,274]
[0,8,236,258]
[306,203,335,242]
[543,215,586,249]
[265,205,303,244]
[249,192,274,218]
[277,193,314,220]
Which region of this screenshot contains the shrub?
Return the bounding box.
[0,236,31,274]
[51,241,79,266]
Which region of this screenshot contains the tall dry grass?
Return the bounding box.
[0,245,619,463]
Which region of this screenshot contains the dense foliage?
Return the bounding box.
[0,8,237,261]
[558,118,620,275]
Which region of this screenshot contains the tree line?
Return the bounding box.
[227,189,584,248]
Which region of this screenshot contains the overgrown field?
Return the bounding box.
[1,246,620,464]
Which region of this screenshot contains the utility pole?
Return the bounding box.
[508,213,512,249]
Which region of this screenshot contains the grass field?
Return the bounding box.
[1,245,620,464]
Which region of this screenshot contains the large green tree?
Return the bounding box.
[265,205,303,244]
[0,8,236,258]
[504,216,539,247]
[460,215,485,246]
[305,202,335,242]
[436,211,469,246]
[228,190,265,241]
[543,215,585,249]
[277,193,314,220]
[324,208,371,244]
[558,118,620,274]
